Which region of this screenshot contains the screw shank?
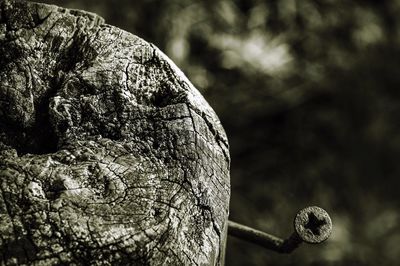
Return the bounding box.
[228,221,292,253]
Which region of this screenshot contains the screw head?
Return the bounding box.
[294,206,332,244]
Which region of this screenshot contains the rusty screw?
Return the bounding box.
[228,206,332,253]
[294,206,332,244]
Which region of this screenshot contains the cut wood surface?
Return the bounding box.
[0,1,230,265]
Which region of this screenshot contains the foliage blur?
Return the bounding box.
[41,0,400,265]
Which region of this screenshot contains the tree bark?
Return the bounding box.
[0,1,230,265]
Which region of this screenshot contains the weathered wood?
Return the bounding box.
[0,1,230,265]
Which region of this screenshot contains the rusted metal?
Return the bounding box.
[228,221,286,253]
[294,206,332,244]
[228,206,332,253]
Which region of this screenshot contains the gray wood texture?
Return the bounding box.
[0,1,230,265]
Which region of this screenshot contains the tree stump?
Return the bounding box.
[0,1,230,265]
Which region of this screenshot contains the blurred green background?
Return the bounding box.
[40,0,400,265]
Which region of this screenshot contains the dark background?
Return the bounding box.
[40,0,400,265]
